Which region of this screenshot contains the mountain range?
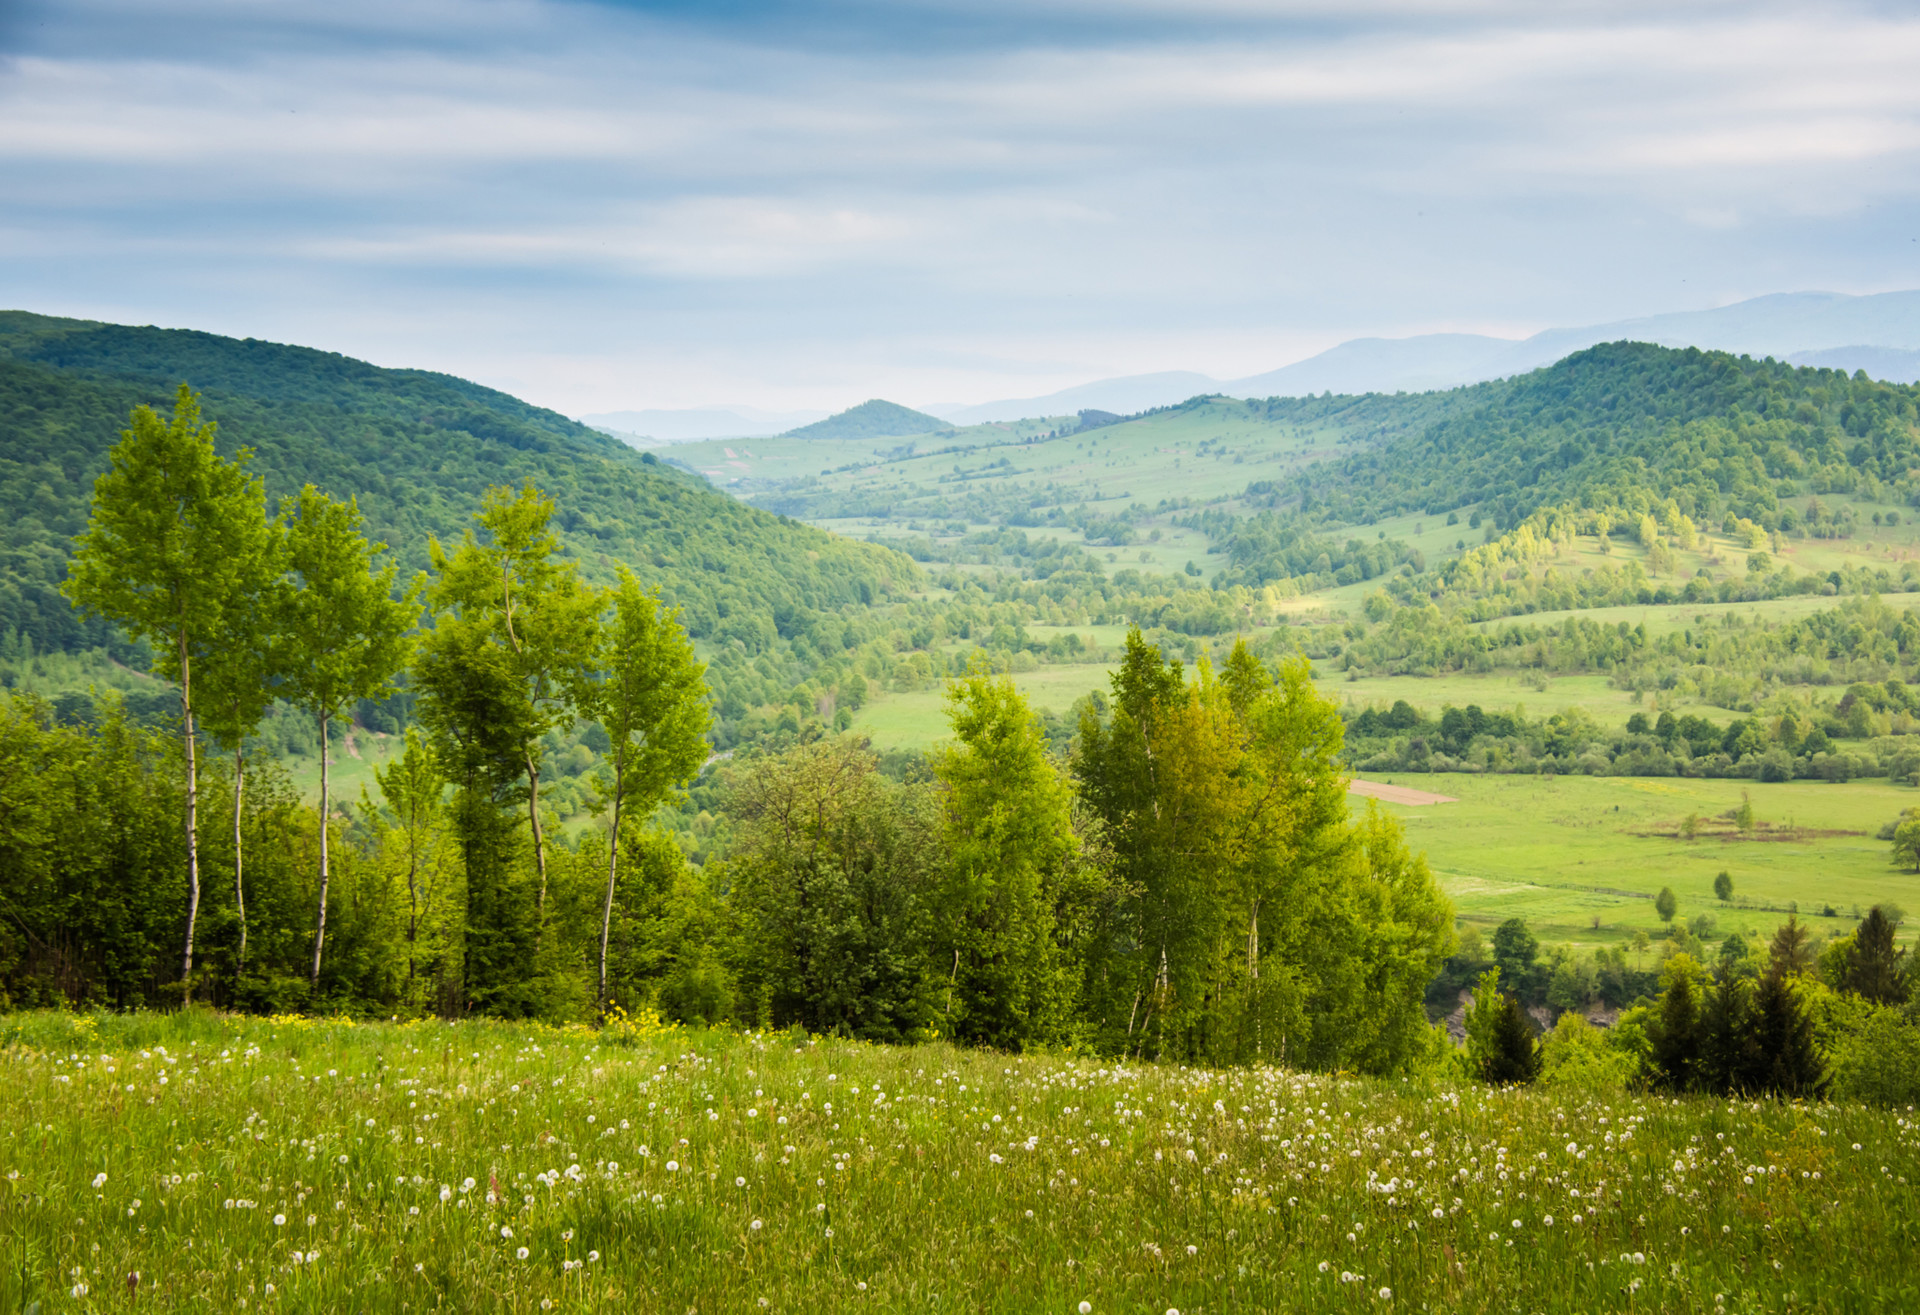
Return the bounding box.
[586,290,1920,440]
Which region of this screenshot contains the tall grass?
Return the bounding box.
[1,1009,1914,1311]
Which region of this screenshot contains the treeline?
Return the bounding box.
[1458,908,1920,1107]
[1341,691,1920,783]
[0,627,1456,1078]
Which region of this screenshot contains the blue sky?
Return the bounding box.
[3,0,1918,414]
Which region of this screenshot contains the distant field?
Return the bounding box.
[1363,772,1920,954]
[1321,670,1689,727]
[852,663,1118,749]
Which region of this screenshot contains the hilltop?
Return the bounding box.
[0,311,915,663]
[781,398,949,441]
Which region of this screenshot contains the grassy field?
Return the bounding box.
[1367,773,1920,955]
[2,1009,1914,1313]
[853,664,1119,749]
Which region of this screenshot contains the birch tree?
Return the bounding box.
[373,727,448,997]
[197,538,286,971]
[569,570,709,1011]
[63,385,272,998]
[423,485,596,926]
[274,485,420,992]
[931,659,1076,1049]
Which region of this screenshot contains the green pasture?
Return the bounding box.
[1367,772,1920,956]
[1323,670,1726,728]
[5,1009,1914,1312]
[852,662,1117,749]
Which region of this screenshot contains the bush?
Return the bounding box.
[1539,1012,1634,1091]
[1830,1008,1920,1107]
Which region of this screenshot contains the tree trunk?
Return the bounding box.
[406,821,419,988]
[234,743,247,971]
[528,753,549,919]
[598,784,621,1013]
[310,710,330,991]
[178,634,201,1000]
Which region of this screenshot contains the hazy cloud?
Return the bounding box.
[2,0,1917,412]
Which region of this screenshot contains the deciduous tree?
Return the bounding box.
[63,385,273,996]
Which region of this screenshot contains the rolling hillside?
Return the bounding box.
[0,311,917,661]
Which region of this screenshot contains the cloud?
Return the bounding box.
[1,0,1918,412]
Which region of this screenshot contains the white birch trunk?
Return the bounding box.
[179,634,201,998]
[310,710,330,989]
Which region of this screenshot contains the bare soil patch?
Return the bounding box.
[1348,778,1458,806]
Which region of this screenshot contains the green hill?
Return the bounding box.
[0,311,917,662]
[781,398,949,441]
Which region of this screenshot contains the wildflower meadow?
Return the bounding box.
[1,1009,1915,1313]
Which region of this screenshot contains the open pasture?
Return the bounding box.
[852,663,1117,749]
[2,1009,1914,1313]
[1367,773,1920,954]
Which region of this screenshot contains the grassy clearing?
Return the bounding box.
[852,665,1118,750]
[3,1010,1915,1313]
[1365,774,1920,954]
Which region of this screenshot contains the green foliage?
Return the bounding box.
[1463,969,1539,1085]
[1538,1011,1634,1091]
[930,661,1079,1050]
[1830,1007,1920,1106]
[571,570,712,1007]
[725,737,941,1041]
[1654,886,1678,923]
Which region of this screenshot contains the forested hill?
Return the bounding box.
[1282,341,1920,530]
[0,311,916,658]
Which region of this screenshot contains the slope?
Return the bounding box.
[0,312,917,661]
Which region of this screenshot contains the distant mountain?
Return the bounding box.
[1222,290,1920,399]
[1226,335,1511,398]
[927,371,1218,426]
[1786,345,1920,384]
[579,405,828,444]
[925,290,1920,425]
[782,399,949,441]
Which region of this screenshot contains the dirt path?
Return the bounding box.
[1347,778,1458,806]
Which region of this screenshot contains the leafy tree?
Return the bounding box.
[570,571,710,1011]
[196,526,286,972]
[1893,816,1920,873]
[1491,918,1538,988]
[62,385,272,996]
[727,737,941,1040]
[930,661,1078,1050]
[1714,870,1734,902]
[372,727,449,999]
[426,486,596,925]
[274,486,420,990]
[1655,886,1678,924]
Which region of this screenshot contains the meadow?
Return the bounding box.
[3,1009,1915,1314]
[1374,774,1920,954]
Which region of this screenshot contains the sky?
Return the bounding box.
[3,0,1920,416]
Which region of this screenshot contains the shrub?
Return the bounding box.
[1830,1008,1920,1107]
